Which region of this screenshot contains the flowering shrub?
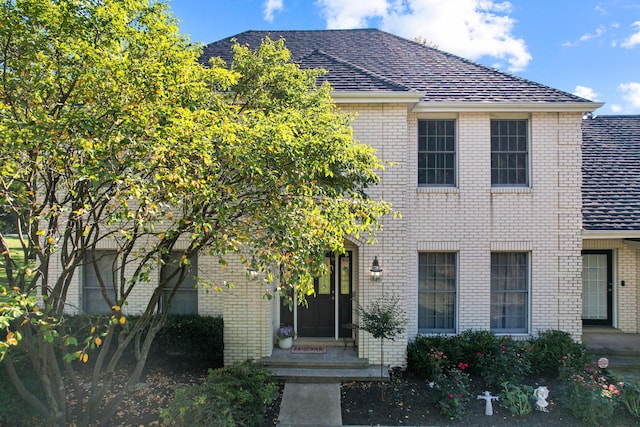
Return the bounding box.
[277,325,294,338]
[476,341,531,388]
[431,367,472,420]
[560,368,622,425]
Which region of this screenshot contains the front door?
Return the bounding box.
[298,256,335,337]
[582,250,613,326]
[282,252,353,338]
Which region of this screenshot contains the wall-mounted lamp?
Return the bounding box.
[370,256,383,281]
[247,256,259,281]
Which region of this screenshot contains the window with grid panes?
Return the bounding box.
[490,252,529,333]
[418,119,456,186]
[418,252,456,333]
[160,252,198,314]
[83,250,117,314]
[491,119,528,186]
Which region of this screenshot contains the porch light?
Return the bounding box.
[247,256,259,281]
[370,256,383,281]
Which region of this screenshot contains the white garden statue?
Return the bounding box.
[533,386,549,412]
[477,390,499,415]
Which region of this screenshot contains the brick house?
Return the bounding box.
[70,29,622,367]
[581,115,640,333]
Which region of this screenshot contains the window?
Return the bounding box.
[418,252,456,333]
[418,119,456,186]
[83,250,117,314]
[491,252,528,333]
[160,252,198,314]
[491,119,528,186]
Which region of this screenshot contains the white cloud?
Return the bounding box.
[610,104,623,113]
[619,82,640,108]
[621,21,640,48]
[574,85,598,101]
[316,0,389,28]
[316,0,532,72]
[264,0,284,22]
[579,25,606,42]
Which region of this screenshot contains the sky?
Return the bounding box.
[169,0,640,115]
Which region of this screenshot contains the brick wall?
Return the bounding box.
[55,104,587,367]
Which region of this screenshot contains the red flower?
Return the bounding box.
[449,393,454,399]
[501,345,507,352]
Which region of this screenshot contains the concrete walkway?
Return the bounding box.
[277,382,342,426]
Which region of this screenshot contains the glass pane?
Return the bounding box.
[418,252,456,332]
[582,254,608,319]
[160,253,198,314]
[83,251,117,314]
[340,255,350,295]
[490,252,528,332]
[318,257,331,295]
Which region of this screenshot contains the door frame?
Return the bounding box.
[581,249,613,326]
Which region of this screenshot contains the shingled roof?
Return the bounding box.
[582,116,640,231]
[201,29,593,104]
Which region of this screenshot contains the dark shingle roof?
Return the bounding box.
[201,29,591,104]
[582,116,640,231]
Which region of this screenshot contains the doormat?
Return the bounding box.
[291,345,326,354]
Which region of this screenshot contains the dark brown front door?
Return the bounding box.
[582,250,613,326]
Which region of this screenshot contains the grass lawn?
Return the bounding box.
[0,235,27,287]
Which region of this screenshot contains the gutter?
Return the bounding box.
[582,230,640,239]
[412,101,605,113]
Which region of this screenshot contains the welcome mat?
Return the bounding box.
[291,345,327,354]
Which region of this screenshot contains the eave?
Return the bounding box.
[582,230,640,240]
[412,101,605,113]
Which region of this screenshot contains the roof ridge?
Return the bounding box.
[303,48,414,92]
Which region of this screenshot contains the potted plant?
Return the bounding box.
[277,325,294,349]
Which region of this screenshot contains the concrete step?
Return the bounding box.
[268,365,390,383]
[261,357,369,369]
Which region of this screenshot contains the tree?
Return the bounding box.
[357,293,406,399]
[0,1,390,425]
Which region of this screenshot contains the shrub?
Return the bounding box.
[431,367,472,420]
[151,315,224,368]
[161,361,277,427]
[529,330,590,376]
[476,339,531,388]
[560,367,622,425]
[455,329,501,375]
[407,345,451,380]
[500,382,534,416]
[60,314,224,369]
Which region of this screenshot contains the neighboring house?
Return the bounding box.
[68,29,611,367]
[581,115,640,333]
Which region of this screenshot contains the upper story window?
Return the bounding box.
[418,119,456,186]
[491,119,529,186]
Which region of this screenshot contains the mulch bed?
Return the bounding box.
[341,371,640,426]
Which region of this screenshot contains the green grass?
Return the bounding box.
[0,235,26,287]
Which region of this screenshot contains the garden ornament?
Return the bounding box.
[477,390,499,416]
[533,386,549,412]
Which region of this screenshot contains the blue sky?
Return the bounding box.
[169,0,640,114]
